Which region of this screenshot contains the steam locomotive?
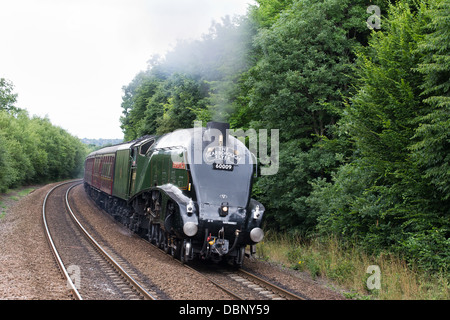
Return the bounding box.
[83,122,264,266]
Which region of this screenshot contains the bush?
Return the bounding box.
[0,110,87,191]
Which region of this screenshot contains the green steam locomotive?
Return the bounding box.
[84,122,264,266]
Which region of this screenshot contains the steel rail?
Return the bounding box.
[138,234,244,299]
[182,263,245,300]
[238,268,306,300]
[65,183,157,300]
[141,225,301,300]
[43,180,83,300]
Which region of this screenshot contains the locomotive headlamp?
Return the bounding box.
[250,227,264,243]
[252,205,261,220]
[219,202,229,217]
[183,222,198,237]
[186,199,194,215]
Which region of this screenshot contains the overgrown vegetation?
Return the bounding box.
[120,0,448,275]
[0,79,87,192]
[257,232,449,300]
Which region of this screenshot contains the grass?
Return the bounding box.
[16,188,35,197]
[0,199,6,219]
[256,231,449,300]
[0,187,36,219]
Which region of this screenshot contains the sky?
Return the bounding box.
[0,0,254,139]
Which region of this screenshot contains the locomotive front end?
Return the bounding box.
[187,122,265,265]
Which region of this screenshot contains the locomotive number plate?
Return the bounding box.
[213,163,234,171]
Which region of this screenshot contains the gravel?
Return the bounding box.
[0,183,69,300]
[0,182,346,300]
[68,183,232,300]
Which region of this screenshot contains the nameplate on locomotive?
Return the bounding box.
[204,146,241,165]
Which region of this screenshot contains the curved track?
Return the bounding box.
[234,268,306,300]
[43,180,307,300]
[43,180,157,300]
[145,225,305,300]
[184,262,306,300]
[43,181,82,300]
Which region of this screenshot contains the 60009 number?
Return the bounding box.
[213,163,234,171]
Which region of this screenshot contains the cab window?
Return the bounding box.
[140,139,154,155]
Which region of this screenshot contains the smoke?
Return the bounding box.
[148,14,255,122]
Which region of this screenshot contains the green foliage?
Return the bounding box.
[248,0,295,29]
[120,16,254,139]
[0,82,87,192]
[118,0,449,272]
[309,0,449,272]
[234,0,377,234]
[0,78,19,114]
[120,72,210,139]
[255,142,338,234]
[0,135,15,191]
[156,74,210,135]
[120,71,163,140]
[412,0,450,200]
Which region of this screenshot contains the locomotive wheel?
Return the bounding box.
[169,238,176,258]
[154,226,162,247]
[159,232,166,251]
[179,241,186,264]
[163,232,170,253]
[147,221,153,242]
[234,246,245,268]
[148,221,156,244]
[153,224,159,244]
[171,239,183,260]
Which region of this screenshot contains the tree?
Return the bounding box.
[248,0,295,29]
[0,104,86,191]
[0,78,20,113]
[120,71,163,140]
[412,0,450,201]
[232,0,375,233]
[155,74,209,135]
[309,0,449,271]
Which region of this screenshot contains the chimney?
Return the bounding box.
[206,121,230,147]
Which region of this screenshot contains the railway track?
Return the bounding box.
[43,180,158,300]
[183,262,306,300]
[234,268,305,300]
[144,229,305,300]
[43,180,306,300]
[145,231,305,300]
